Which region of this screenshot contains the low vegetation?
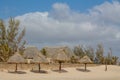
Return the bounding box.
[73,44,119,65]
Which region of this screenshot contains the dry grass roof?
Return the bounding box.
[23,47,40,59]
[78,55,92,64]
[52,49,70,62]
[8,52,26,63]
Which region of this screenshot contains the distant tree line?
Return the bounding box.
[0,18,26,62]
[73,44,119,65]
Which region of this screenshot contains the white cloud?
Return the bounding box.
[116,32,120,39]
[15,1,120,56]
[89,1,120,25]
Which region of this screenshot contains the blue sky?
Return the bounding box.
[0,0,120,57]
[0,0,114,19]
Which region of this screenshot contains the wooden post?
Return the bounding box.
[15,63,17,72]
[105,57,107,71]
[20,63,23,69]
[38,63,41,72]
[59,61,62,71]
[105,61,107,71]
[85,63,87,71]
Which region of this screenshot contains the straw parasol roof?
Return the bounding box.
[78,55,92,64]
[8,52,26,64]
[43,46,75,58]
[52,49,70,62]
[23,47,39,59]
[31,53,48,64]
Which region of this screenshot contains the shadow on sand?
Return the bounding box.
[76,68,91,72]
[30,70,48,74]
[8,71,26,74]
[51,69,68,73]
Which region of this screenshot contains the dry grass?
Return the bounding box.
[0,62,100,71]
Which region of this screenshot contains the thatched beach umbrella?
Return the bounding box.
[52,49,70,71]
[23,47,40,63]
[30,53,48,72]
[78,55,92,71]
[7,52,26,72]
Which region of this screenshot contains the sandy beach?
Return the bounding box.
[0,65,120,80]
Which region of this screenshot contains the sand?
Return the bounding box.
[0,65,120,80]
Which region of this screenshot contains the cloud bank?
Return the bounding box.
[15,1,120,56]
